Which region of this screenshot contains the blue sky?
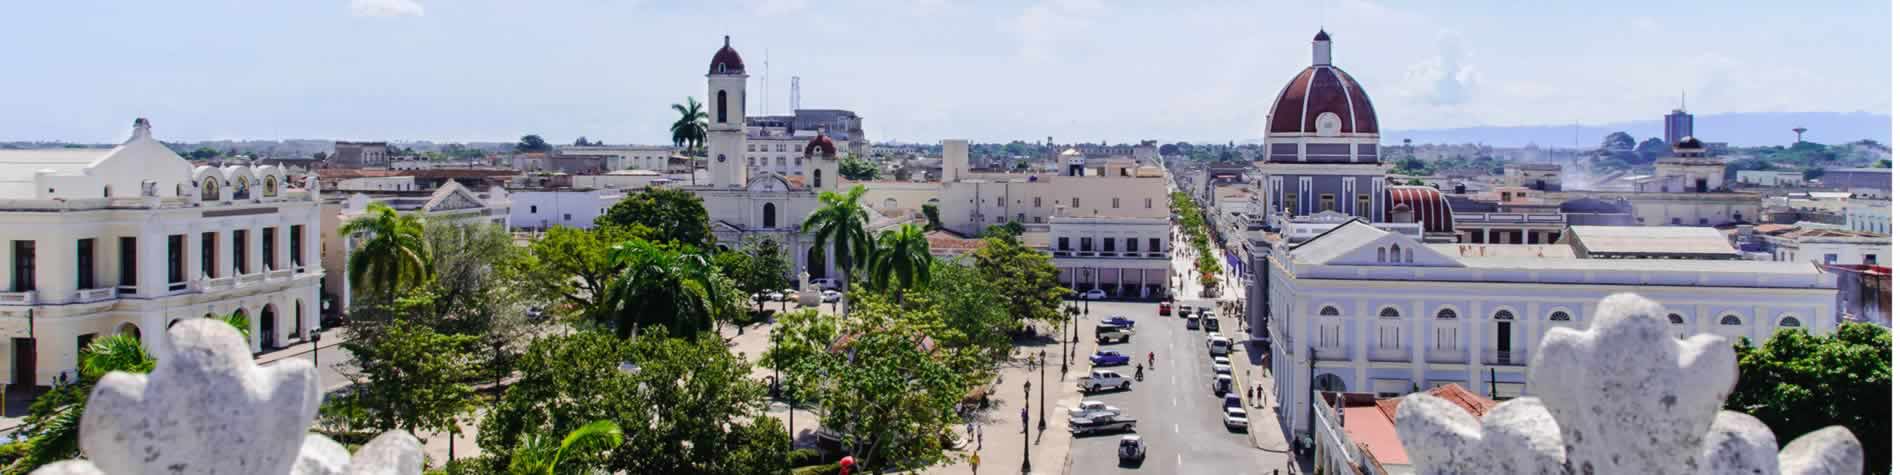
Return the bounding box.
[0,0,1889,144]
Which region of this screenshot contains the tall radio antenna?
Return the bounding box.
[790,76,802,112]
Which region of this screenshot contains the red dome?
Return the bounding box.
[1267,66,1378,135]
[1387,186,1453,233]
[709,36,745,75]
[805,134,837,157]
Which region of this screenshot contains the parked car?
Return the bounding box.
[1185,317,1200,330]
[1090,350,1131,366]
[1223,407,1249,431]
[1211,356,1232,375]
[1079,369,1132,393]
[1069,413,1137,436]
[1177,307,1192,318]
[765,290,785,301]
[1202,317,1221,332]
[1069,400,1122,418]
[780,288,798,301]
[1097,328,1132,344]
[1212,374,1233,395]
[1117,435,1147,465]
[1223,393,1243,410]
[1208,336,1232,356]
[1158,301,1171,316]
[810,278,842,291]
[1102,316,1136,329]
[1082,289,1108,300]
[820,289,842,303]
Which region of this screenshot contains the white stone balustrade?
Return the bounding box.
[0,291,35,305]
[1394,293,1863,475]
[74,287,117,303]
[29,320,421,475]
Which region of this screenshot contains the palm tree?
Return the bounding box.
[596,240,725,339]
[669,97,708,154]
[865,224,932,305]
[801,185,873,295]
[14,335,153,472]
[506,420,624,475]
[339,202,429,299]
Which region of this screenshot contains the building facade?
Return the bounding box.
[554,145,677,172]
[331,141,390,168]
[1664,108,1694,145]
[509,188,625,231]
[1261,31,1388,226]
[320,181,510,318]
[0,119,324,386]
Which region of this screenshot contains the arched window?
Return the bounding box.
[1378,307,1400,319]
[1719,315,1743,326]
[1778,317,1802,327]
[1436,308,1458,320]
[1404,249,1414,263]
[202,177,220,200]
[716,90,729,123]
[762,202,777,228]
[1493,310,1515,320]
[1389,244,1400,261]
[263,176,278,197]
[1377,248,1387,262]
[1667,313,1684,325]
[1319,306,1340,317]
[103,186,111,197]
[813,169,824,189]
[1549,311,1572,321]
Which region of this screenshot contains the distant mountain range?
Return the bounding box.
[1383,112,1890,148]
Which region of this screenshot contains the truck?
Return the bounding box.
[1097,328,1132,344]
[1069,413,1138,436]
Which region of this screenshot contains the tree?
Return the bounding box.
[920,203,942,231]
[969,234,1068,325]
[802,185,873,293]
[1405,178,1426,186]
[517,226,644,319]
[325,319,480,437]
[1635,137,1669,162]
[715,236,792,312]
[517,135,553,153]
[838,156,880,181]
[1600,132,1636,153]
[593,239,739,339]
[506,420,625,475]
[339,202,430,300]
[596,188,714,248]
[573,136,592,146]
[418,222,533,380]
[670,97,708,153]
[865,224,932,305]
[478,331,785,475]
[1728,323,1891,473]
[769,301,963,472]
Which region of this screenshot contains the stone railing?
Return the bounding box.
[238,272,267,286]
[1395,293,1862,475]
[30,320,420,475]
[0,291,35,306]
[268,268,295,280]
[74,287,117,303]
[202,276,236,292]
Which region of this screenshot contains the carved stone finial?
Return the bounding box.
[1394,293,1864,475]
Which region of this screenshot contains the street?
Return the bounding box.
[1065,300,1284,474]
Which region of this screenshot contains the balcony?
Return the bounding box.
[0,291,36,306]
[267,268,294,280]
[237,273,266,286]
[116,285,138,297]
[1425,350,1467,365]
[1368,349,1411,363]
[75,287,118,303]
[203,276,236,291]
[1483,349,1526,367]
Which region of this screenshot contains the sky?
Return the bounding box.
[0,0,1890,145]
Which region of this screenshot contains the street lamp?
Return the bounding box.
[1020,380,1032,474]
[1037,350,1047,432]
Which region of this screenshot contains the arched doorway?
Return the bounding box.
[293,300,306,340]
[259,305,278,349]
[1314,373,1347,393]
[762,202,777,228]
[115,322,141,342]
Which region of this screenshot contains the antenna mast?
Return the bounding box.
[790,76,802,112]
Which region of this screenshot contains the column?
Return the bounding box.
[1520,229,1529,244]
[39,238,77,303]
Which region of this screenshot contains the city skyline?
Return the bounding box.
[0,0,1890,144]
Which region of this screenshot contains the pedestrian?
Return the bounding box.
[977,426,983,449]
[970,453,980,475]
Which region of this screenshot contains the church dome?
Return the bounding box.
[805,134,837,157]
[709,36,745,75]
[1675,136,1705,150]
[1266,31,1378,136]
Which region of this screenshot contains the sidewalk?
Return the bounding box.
[922,329,1084,475]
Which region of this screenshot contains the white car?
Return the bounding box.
[1082,289,1108,300]
[1223,407,1249,430]
[820,289,842,303]
[780,288,798,301]
[1207,336,1232,356]
[1212,374,1233,395]
[764,290,785,301]
[1069,400,1123,418]
[1211,356,1232,375]
[1079,369,1132,393]
[810,278,842,291]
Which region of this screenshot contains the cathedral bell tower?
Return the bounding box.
[707,36,749,187]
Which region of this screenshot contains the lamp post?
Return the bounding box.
[1037,350,1047,432]
[1020,380,1032,474]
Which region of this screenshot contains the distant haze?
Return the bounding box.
[1386,112,1890,148]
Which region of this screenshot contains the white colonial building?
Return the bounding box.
[0,119,324,386]
[1252,220,1838,444]
[320,181,510,317]
[555,144,678,172]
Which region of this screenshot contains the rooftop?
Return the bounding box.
[1563,225,1738,259]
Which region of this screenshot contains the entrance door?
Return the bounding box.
[260,307,277,349]
[11,338,34,387]
[1496,321,1513,364]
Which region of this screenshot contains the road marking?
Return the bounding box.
[1177,454,1183,466]
[1173,423,1179,434]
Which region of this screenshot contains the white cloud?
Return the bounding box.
[350,0,424,17]
[1397,31,1479,106]
[754,0,809,16]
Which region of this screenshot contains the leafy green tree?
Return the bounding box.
[838,155,880,180]
[802,185,873,292]
[970,234,1067,325]
[670,97,708,153]
[1728,323,1891,473]
[340,202,430,300]
[419,222,533,382]
[1635,137,1670,162]
[596,188,714,248]
[594,239,740,339]
[517,226,645,319]
[715,235,792,312]
[1600,131,1636,152]
[516,135,553,153]
[478,331,784,475]
[920,203,942,231]
[864,224,932,305]
[189,147,220,160]
[506,420,625,475]
[326,319,479,437]
[771,301,963,472]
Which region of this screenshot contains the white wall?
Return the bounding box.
[510,190,622,231]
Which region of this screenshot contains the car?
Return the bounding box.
[1185,317,1200,330]
[1223,393,1243,410]
[820,289,842,303]
[1102,316,1136,329]
[781,288,799,301]
[1177,307,1192,318]
[1158,302,1171,316]
[1069,413,1137,436]
[1079,369,1132,393]
[1203,317,1221,332]
[1208,336,1232,356]
[810,278,842,291]
[1223,407,1250,431]
[1097,328,1132,344]
[1082,289,1108,300]
[1212,374,1233,395]
[1089,350,1131,366]
[764,290,785,301]
[1117,435,1147,465]
[1069,400,1122,418]
[1211,356,1232,375]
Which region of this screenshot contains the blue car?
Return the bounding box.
[1090,351,1131,366]
[1102,316,1136,329]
